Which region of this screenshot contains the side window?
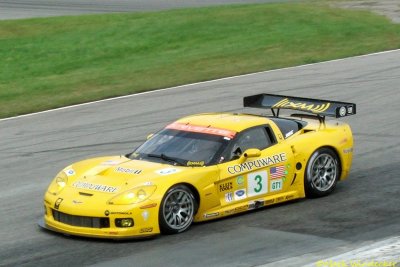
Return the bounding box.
[225,126,272,161]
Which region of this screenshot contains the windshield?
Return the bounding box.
[130,129,229,166]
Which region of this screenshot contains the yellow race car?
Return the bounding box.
[39,94,356,239]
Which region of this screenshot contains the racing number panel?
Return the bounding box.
[216,125,294,206]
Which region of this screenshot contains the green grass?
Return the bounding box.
[1,2,400,118]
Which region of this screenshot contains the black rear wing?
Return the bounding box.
[243,93,356,119]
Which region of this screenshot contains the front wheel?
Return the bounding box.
[304,148,340,198]
[159,185,197,234]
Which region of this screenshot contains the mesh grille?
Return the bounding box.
[52,210,110,228]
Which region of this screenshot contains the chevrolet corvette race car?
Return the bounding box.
[39,94,356,239]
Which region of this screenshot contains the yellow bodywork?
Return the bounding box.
[41,113,354,239]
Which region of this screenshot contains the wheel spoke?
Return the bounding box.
[176,191,184,201]
[167,214,175,225]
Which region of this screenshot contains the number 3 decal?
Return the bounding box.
[248,171,268,197]
[254,175,263,193]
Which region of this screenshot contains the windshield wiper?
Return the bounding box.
[147,153,185,166]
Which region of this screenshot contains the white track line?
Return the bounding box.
[2,48,400,122]
[302,236,400,267]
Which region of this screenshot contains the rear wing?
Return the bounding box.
[243,93,356,119]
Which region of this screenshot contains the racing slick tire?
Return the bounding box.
[304,147,340,198]
[159,185,197,234]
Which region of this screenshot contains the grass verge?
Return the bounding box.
[1,2,400,118]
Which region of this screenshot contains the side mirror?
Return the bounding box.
[147,133,154,140]
[243,148,261,158]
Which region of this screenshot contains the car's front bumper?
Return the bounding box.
[40,195,160,239]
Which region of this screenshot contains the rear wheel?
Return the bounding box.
[159,185,197,234]
[305,148,340,198]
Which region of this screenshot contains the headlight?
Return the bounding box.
[108,185,157,205]
[47,171,68,195]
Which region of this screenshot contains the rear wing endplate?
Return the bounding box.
[243,93,356,118]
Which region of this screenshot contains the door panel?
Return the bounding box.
[217,144,294,207]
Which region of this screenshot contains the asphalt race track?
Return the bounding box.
[1,50,399,266]
[0,0,297,20]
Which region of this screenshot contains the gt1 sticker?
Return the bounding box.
[234,189,247,201]
[247,171,268,197]
[225,192,233,203]
[270,179,283,192]
[155,168,181,175]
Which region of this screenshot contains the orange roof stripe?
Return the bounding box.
[166,122,236,138]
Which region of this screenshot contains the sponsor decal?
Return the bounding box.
[65,168,75,176]
[140,227,153,233]
[104,210,132,216]
[54,198,63,210]
[106,231,119,235]
[236,176,244,185]
[247,171,268,197]
[264,199,275,205]
[285,130,294,138]
[115,167,142,175]
[225,192,234,203]
[166,122,236,138]
[270,165,286,179]
[276,196,284,202]
[156,168,181,175]
[347,106,354,114]
[285,194,295,200]
[343,147,353,154]
[141,210,150,221]
[339,138,348,145]
[339,106,347,117]
[338,105,354,117]
[140,203,157,209]
[224,209,235,215]
[227,153,287,174]
[204,212,219,218]
[273,98,330,114]
[187,161,205,167]
[72,181,119,193]
[270,179,283,192]
[234,189,247,201]
[101,160,121,166]
[72,200,83,204]
[248,200,264,210]
[234,206,248,212]
[219,182,233,192]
